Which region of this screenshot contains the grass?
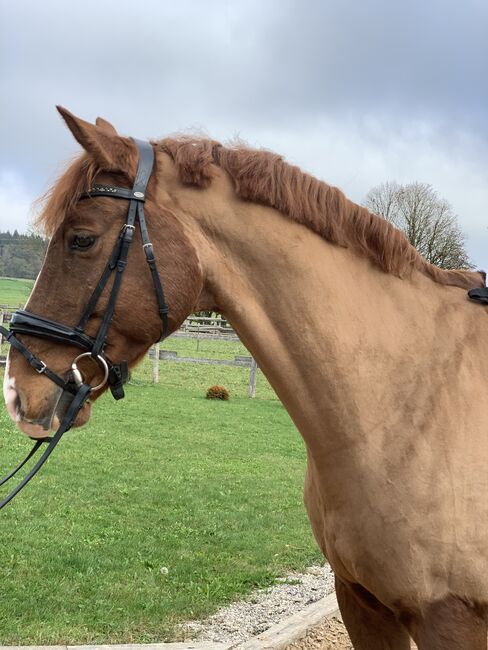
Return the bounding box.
[0,349,322,644]
[0,277,34,307]
[160,335,249,360]
[134,342,265,399]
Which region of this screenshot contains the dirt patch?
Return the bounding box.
[286,616,352,649]
[285,618,420,649]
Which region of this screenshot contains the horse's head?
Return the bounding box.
[4,108,203,438]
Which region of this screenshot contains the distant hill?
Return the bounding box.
[0,231,47,279]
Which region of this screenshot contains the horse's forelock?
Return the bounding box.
[35,154,101,236]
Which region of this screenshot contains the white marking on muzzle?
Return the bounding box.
[2,353,52,438]
[3,354,20,423]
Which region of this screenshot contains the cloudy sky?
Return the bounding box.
[1,0,487,268]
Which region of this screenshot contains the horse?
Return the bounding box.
[3,107,488,649]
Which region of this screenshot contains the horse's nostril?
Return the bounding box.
[4,386,52,432]
[11,390,25,420]
[4,381,22,423]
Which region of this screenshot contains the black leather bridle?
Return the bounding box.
[0,138,168,510]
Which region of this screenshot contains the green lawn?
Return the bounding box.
[133,353,266,398]
[0,355,321,644]
[159,335,248,361]
[0,277,34,307]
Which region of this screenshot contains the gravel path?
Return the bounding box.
[184,564,422,649]
[184,564,335,645]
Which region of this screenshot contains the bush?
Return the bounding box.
[206,385,229,400]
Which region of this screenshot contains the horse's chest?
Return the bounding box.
[303,464,488,605]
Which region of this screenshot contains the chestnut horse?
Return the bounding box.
[3,108,488,649]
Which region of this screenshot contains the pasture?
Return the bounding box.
[0,340,321,644]
[0,277,34,306]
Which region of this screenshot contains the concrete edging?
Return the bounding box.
[0,593,339,650]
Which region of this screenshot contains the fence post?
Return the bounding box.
[0,310,3,355]
[248,357,257,398]
[152,342,160,383]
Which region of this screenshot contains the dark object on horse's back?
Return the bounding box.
[468,287,488,305]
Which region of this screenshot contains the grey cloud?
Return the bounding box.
[2,0,487,156]
[0,0,486,267]
[257,0,488,124]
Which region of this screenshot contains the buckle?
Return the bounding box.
[120,223,135,239]
[35,361,47,374]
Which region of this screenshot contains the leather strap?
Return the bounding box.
[0,325,77,394]
[80,185,145,202]
[0,439,44,487]
[0,384,91,510]
[137,201,169,338]
[91,220,136,357]
[108,362,128,400]
[132,138,155,197]
[75,232,125,332]
[10,311,95,351]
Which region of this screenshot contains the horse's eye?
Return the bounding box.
[70,235,96,250]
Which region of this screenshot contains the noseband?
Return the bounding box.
[0,138,168,510]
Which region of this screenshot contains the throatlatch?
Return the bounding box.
[0,138,169,510]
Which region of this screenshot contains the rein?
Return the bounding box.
[0,138,168,510]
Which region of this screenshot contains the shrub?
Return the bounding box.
[206,385,230,400]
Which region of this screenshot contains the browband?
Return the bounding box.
[80,185,146,202]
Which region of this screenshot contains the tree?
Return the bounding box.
[363,181,472,270]
[0,231,48,279]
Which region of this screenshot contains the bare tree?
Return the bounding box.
[364,181,472,269]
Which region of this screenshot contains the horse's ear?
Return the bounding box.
[95,116,118,135]
[56,106,135,173]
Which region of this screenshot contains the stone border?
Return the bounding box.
[0,593,339,650]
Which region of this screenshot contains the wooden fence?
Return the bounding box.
[149,343,258,397]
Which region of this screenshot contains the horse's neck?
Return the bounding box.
[168,175,484,459]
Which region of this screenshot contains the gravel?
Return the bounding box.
[184,564,335,645]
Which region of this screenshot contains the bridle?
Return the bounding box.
[0,138,168,510]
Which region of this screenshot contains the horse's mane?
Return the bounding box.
[37,137,484,290]
[157,137,484,290]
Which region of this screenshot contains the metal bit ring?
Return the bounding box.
[71,353,109,392]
